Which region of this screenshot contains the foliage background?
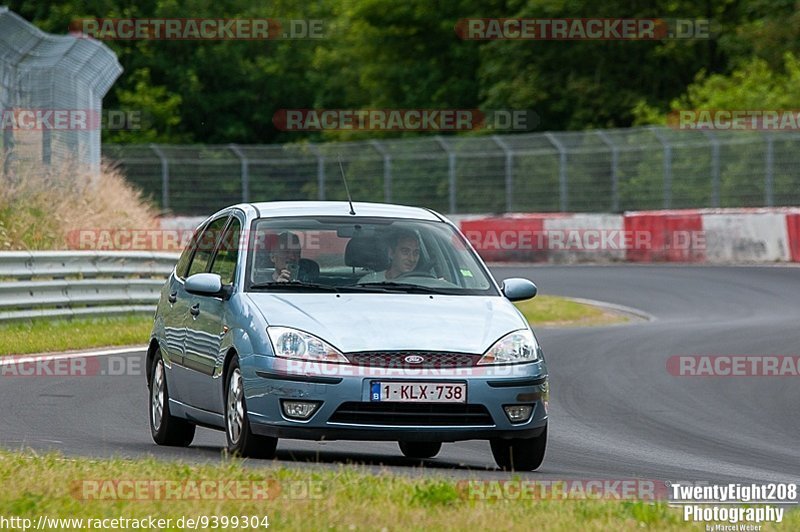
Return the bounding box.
[6,0,798,144]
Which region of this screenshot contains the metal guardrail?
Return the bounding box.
[0,252,179,321]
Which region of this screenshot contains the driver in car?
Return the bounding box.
[360,229,421,282]
[271,231,303,282]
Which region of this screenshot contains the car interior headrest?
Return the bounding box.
[344,236,389,270]
[299,258,320,281]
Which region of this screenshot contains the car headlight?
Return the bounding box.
[478,329,541,365]
[267,326,348,363]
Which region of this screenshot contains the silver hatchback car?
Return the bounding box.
[147,201,549,470]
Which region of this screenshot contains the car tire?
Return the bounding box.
[149,350,196,447]
[490,425,547,471]
[225,357,278,459]
[398,441,442,459]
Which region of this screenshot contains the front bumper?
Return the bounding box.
[242,354,549,442]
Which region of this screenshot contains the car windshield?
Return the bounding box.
[245,216,496,295]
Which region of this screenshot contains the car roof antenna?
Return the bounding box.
[338,154,357,215]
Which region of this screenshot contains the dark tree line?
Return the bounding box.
[7,0,799,143]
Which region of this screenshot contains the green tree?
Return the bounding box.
[7,0,800,145]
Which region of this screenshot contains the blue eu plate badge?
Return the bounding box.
[370,382,381,402]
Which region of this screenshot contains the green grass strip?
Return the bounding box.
[3,451,783,531]
[0,315,151,356]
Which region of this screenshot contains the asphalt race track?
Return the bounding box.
[2,265,799,484]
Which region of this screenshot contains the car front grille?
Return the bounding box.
[345,351,479,369]
[329,402,494,426]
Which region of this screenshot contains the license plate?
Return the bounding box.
[370,381,467,403]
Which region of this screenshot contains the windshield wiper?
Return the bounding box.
[249,281,453,295]
[356,282,450,294]
[249,281,404,294]
[249,281,340,292]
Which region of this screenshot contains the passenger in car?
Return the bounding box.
[359,229,421,282]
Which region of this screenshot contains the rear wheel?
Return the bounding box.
[149,351,195,446]
[225,357,278,458]
[490,425,547,471]
[398,441,442,459]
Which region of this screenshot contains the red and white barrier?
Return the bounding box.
[154,209,800,264]
[460,208,800,264]
[787,213,800,263]
[544,214,625,263]
[624,210,704,263]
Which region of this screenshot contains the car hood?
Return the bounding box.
[245,293,528,354]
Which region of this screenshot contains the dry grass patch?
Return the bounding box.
[0,158,157,250]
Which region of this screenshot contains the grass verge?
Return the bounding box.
[5,450,788,531]
[0,315,151,356]
[515,295,630,327]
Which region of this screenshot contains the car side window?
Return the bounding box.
[186,216,229,278]
[209,217,241,284]
[175,223,206,279]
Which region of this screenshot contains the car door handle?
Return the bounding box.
[168,291,177,304]
[189,303,200,317]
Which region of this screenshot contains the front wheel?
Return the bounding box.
[225,357,278,458]
[398,441,442,459]
[490,425,547,471]
[149,351,195,446]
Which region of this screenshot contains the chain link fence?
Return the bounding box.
[0,7,121,173]
[104,127,800,215]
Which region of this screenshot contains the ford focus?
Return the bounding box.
[147,201,548,470]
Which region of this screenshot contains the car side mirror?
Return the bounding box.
[501,278,537,302]
[185,273,230,299]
